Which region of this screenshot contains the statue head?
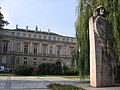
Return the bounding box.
[93,6,108,17]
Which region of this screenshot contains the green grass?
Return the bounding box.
[0,73,90,79]
[61,75,89,78]
[47,83,85,90]
[37,75,90,78]
[36,75,80,78]
[0,73,14,76]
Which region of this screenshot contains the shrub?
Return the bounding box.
[47,83,85,90]
[62,66,79,75]
[116,65,120,83]
[34,63,62,75]
[13,65,33,75]
[34,63,78,75]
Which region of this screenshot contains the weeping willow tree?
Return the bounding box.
[74,0,120,80]
[0,7,9,29]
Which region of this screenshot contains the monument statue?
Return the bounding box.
[89,6,117,87]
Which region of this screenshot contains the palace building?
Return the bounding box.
[0,27,76,69]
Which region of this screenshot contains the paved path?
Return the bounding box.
[0,76,120,90]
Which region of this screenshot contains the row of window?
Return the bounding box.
[21,44,61,56]
[3,42,72,56]
[10,32,74,42]
[15,57,53,65]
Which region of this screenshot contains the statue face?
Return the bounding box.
[93,6,108,17]
[100,8,105,16]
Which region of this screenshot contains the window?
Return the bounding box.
[49,46,53,56]
[43,58,46,63]
[23,33,26,38]
[48,36,51,40]
[39,35,42,39]
[33,45,37,54]
[11,32,15,36]
[44,36,46,40]
[16,42,21,52]
[70,48,74,55]
[71,39,73,42]
[66,39,69,42]
[33,58,37,65]
[43,45,47,56]
[49,59,52,63]
[3,42,8,52]
[15,57,20,65]
[33,35,36,39]
[5,31,9,36]
[58,38,60,41]
[17,33,20,37]
[62,38,65,42]
[24,44,28,54]
[2,56,7,64]
[57,47,61,56]
[23,57,27,65]
[53,37,56,41]
[28,34,31,38]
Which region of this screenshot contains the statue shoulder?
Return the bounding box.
[95,16,107,25]
[89,16,94,21]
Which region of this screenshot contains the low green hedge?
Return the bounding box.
[13,65,33,75]
[47,83,85,90]
[13,63,79,76]
[33,63,79,75]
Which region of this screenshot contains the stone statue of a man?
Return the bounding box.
[89,6,116,87]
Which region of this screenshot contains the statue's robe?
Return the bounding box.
[89,15,116,87]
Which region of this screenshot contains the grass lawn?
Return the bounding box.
[35,75,80,78]
[0,73,90,79]
[47,83,85,90]
[36,75,89,79]
[0,73,14,76]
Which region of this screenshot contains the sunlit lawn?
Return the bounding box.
[0,73,89,79]
[37,75,90,79]
[0,73,14,76]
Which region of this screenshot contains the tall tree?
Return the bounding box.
[75,0,120,79]
[0,7,9,29]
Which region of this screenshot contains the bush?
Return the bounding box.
[34,63,79,75]
[13,65,33,75]
[47,83,85,90]
[63,68,79,75]
[34,63,62,75]
[116,65,120,83]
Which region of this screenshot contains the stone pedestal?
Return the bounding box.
[89,15,115,87]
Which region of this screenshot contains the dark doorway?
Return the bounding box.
[56,61,61,66]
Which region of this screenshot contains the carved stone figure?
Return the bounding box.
[89,6,116,87]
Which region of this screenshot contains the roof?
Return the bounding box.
[1,28,76,38]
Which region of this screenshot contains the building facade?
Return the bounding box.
[0,28,76,69]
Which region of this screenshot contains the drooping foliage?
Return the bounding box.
[0,8,9,28]
[75,0,120,79]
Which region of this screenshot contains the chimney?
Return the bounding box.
[48,29,50,34]
[35,26,38,31]
[26,26,28,30]
[40,29,41,32]
[16,24,18,29]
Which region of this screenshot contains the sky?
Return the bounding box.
[0,0,78,37]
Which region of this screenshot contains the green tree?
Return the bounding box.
[75,0,120,80]
[0,7,9,28]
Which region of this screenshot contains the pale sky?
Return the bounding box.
[0,0,78,37]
